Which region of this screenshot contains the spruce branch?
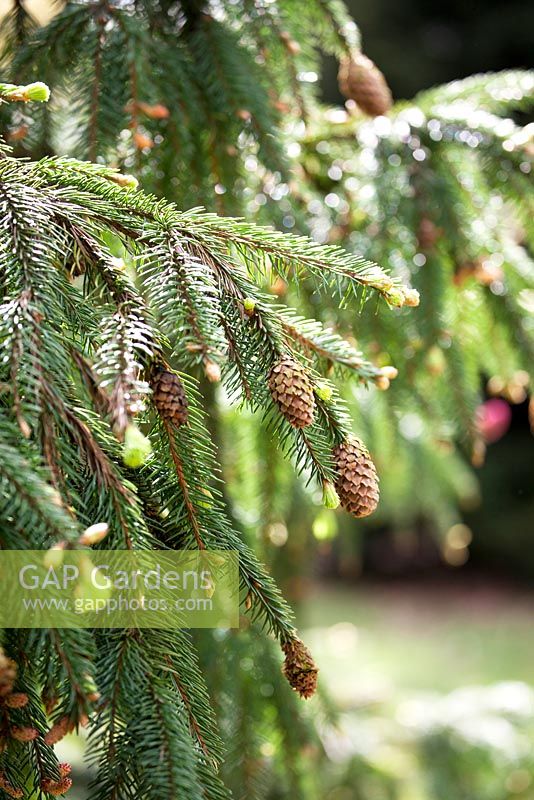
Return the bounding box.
[0,433,81,547]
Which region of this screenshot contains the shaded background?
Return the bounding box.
[317,0,534,583]
[324,0,533,102]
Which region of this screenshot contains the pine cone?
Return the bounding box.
[338,52,392,117]
[333,438,380,518]
[268,356,315,428]
[151,368,188,426]
[282,638,318,699]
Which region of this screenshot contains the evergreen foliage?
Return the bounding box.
[296,68,534,531]
[2,1,530,535]
[0,79,410,798]
[0,1,533,797]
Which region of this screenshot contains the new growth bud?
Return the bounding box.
[380,366,398,380]
[79,522,109,546]
[44,715,74,746]
[4,693,29,709]
[375,375,390,391]
[44,543,66,569]
[322,481,340,509]
[204,359,221,383]
[24,82,50,102]
[404,288,420,307]
[0,82,50,103]
[10,726,38,742]
[385,288,405,307]
[314,382,334,403]
[243,297,257,317]
[122,424,152,468]
[108,173,139,190]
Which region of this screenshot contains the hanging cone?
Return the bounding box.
[338,52,392,117]
[151,367,189,426]
[333,438,380,518]
[268,356,315,428]
[282,638,318,699]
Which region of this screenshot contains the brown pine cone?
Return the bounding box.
[282,638,318,699]
[268,356,315,428]
[338,52,392,117]
[333,438,380,518]
[151,367,188,426]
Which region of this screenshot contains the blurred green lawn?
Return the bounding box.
[298,581,534,701]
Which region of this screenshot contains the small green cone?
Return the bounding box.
[322,481,340,510]
[122,424,152,468]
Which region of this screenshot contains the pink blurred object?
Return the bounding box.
[476,398,512,443]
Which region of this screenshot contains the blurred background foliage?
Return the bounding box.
[1,0,533,798]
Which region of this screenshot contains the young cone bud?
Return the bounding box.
[151,367,189,426]
[333,438,380,518]
[385,287,405,307]
[279,31,301,55]
[107,173,139,190]
[282,638,318,699]
[41,777,73,796]
[0,651,17,697]
[44,716,74,746]
[375,375,390,391]
[0,82,50,103]
[4,693,29,709]
[137,101,170,119]
[417,216,441,249]
[204,360,221,383]
[315,382,333,403]
[268,356,315,428]
[380,366,398,380]
[404,288,420,307]
[79,522,109,546]
[243,297,257,317]
[43,544,66,569]
[23,82,50,102]
[11,726,38,742]
[133,131,154,150]
[338,52,392,117]
[7,125,29,142]
[122,424,152,468]
[0,773,23,799]
[322,481,340,510]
